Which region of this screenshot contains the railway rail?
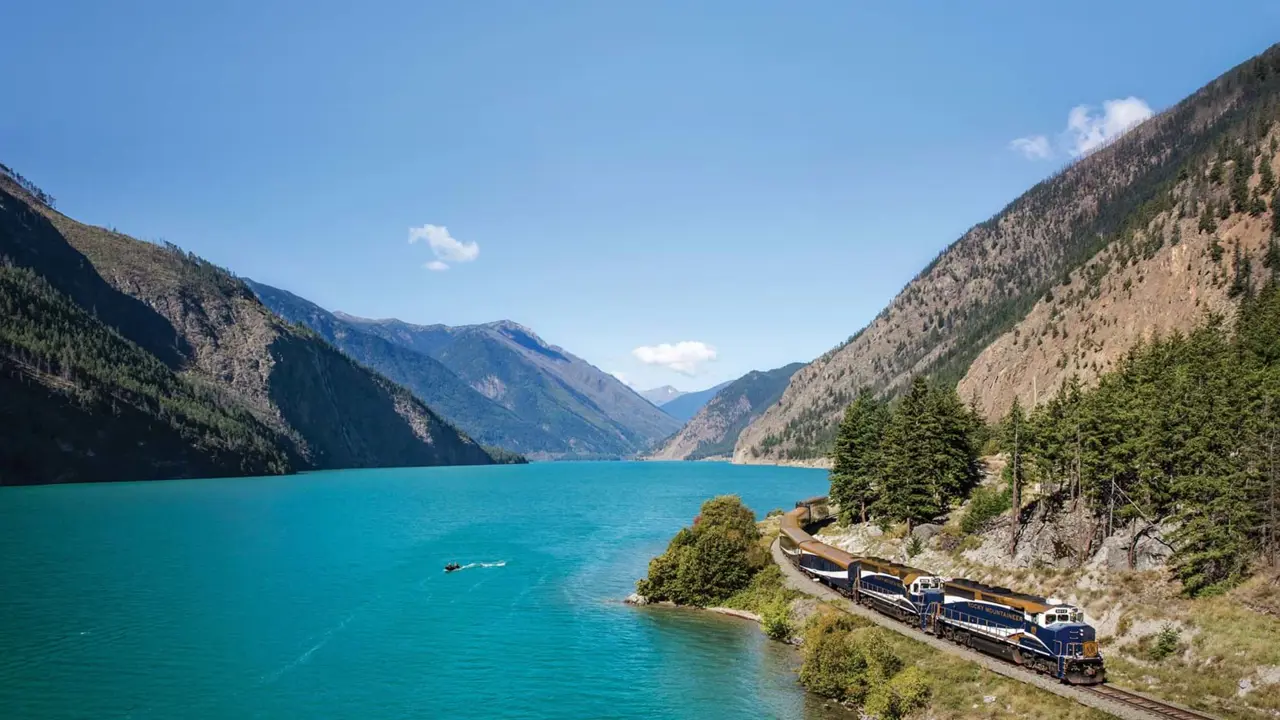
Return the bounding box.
[768,538,1221,720]
[1082,685,1218,720]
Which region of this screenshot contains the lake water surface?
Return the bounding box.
[0,461,846,719]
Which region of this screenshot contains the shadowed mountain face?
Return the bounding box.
[0,174,492,485]
[249,281,567,456]
[649,363,804,461]
[251,286,681,458]
[657,381,732,422]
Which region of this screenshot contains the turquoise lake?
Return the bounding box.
[0,461,847,719]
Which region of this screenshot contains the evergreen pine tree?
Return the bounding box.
[1232,150,1253,213]
[829,388,889,525]
[1260,157,1276,195]
[875,378,936,529]
[1002,397,1027,555]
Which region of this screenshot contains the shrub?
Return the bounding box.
[636,495,766,606]
[906,535,924,558]
[799,617,929,716]
[1151,624,1182,661]
[760,598,793,641]
[765,508,784,518]
[960,486,1011,535]
[863,666,932,720]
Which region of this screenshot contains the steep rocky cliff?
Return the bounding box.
[960,132,1280,420]
[0,173,492,484]
[736,43,1280,462]
[649,363,803,461]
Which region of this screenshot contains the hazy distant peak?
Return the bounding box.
[640,385,686,406]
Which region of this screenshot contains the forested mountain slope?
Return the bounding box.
[736,42,1280,463]
[337,314,682,457]
[648,363,804,461]
[0,172,492,484]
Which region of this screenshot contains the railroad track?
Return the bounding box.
[1083,685,1218,720]
[769,539,1225,720]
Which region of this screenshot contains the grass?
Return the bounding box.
[1104,578,1280,720]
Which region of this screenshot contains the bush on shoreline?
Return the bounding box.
[798,613,931,719]
[635,495,767,606]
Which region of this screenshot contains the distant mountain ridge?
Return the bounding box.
[657,381,732,422]
[640,385,685,406]
[649,363,804,461]
[0,172,494,485]
[246,281,565,455]
[251,285,680,458]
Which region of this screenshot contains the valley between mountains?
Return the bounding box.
[7,44,1280,486]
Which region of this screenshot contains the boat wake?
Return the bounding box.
[452,561,507,571]
[260,611,355,685]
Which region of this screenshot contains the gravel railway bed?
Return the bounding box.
[769,539,1220,720]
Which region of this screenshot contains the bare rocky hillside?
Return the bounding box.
[961,131,1280,419]
[736,43,1280,463]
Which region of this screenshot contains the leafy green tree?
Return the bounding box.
[636,495,766,605]
[829,388,889,524]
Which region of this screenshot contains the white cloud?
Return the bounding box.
[1009,135,1051,160]
[1065,97,1153,156]
[610,370,633,387]
[1008,96,1154,161]
[408,224,479,271]
[631,341,718,376]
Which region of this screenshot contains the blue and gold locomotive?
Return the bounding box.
[779,498,1105,685]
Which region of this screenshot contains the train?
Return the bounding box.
[779,496,1105,685]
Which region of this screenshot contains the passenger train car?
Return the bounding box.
[778,497,1105,685]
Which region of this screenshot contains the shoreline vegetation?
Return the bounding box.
[628,497,1111,719]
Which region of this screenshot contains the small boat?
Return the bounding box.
[444,562,462,572]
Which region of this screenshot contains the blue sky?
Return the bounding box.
[4,2,1279,391]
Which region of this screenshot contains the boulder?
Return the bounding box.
[1087,521,1175,571]
[912,523,943,545]
[625,593,650,606]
